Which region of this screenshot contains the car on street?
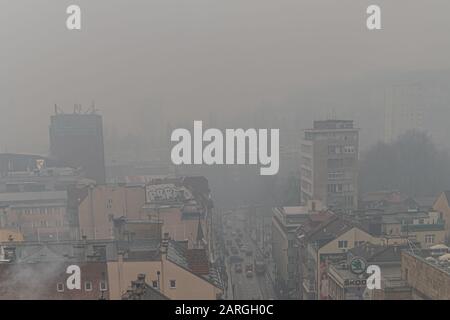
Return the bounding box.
[235,263,243,273]
[246,270,254,278]
[229,255,243,264]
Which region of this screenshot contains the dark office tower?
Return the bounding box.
[49,109,106,184]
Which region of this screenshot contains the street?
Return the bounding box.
[221,209,276,300]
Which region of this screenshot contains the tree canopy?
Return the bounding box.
[359,130,450,197]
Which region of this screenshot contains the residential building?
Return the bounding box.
[271,200,327,298]
[300,120,359,212]
[432,191,450,242]
[0,167,94,194]
[401,247,450,299]
[0,191,72,241]
[0,241,110,300]
[142,177,213,251]
[300,215,381,300]
[327,244,411,300]
[0,237,223,300]
[77,185,147,240]
[106,239,223,300]
[121,274,169,300]
[355,209,446,248]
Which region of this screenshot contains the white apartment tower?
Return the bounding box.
[300,120,359,212]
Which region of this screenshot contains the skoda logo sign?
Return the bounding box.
[350,257,367,275]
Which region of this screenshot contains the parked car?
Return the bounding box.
[229,255,243,264]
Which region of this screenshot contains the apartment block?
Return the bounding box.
[300,120,359,212]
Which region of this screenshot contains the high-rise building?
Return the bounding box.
[49,109,106,184]
[300,120,359,212]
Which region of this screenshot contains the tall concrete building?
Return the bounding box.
[300,120,359,212]
[49,109,106,184]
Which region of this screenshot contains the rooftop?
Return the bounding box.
[0,191,68,203]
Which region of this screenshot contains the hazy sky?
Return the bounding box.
[2,0,450,154]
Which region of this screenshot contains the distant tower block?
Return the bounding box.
[384,83,425,144]
[49,106,106,184]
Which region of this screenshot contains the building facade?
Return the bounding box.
[49,111,106,185]
[300,120,359,212]
[401,249,450,299]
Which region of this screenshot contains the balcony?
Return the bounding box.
[401,222,445,232]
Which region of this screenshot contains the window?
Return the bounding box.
[152,281,158,288]
[338,240,348,249]
[343,146,355,153]
[425,234,435,244]
[57,283,64,292]
[327,184,343,193]
[344,196,354,206]
[169,280,176,289]
[107,199,113,209]
[328,172,344,180]
[85,281,93,291]
[328,145,343,154]
[100,281,108,291]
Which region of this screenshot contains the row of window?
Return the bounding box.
[327,183,354,193]
[425,234,435,244]
[57,281,108,292]
[337,240,365,249]
[328,145,356,155]
[151,279,177,289]
[16,207,63,215]
[30,220,64,228]
[305,132,357,141]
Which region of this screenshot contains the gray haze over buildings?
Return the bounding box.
[2,1,450,207]
[2,0,450,153]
